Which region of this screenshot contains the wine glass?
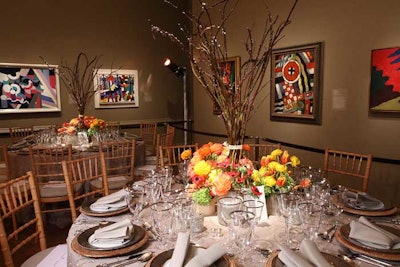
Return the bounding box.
[150,201,174,249]
[276,192,298,246]
[125,184,145,224]
[229,210,255,264]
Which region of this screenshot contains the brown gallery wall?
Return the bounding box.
[190,0,400,206]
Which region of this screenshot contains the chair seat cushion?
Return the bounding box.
[39,182,82,198]
[90,176,132,190]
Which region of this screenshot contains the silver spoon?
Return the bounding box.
[143,221,160,240]
[113,251,153,267]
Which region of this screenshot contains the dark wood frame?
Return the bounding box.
[270,42,323,124]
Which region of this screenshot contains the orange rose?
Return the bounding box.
[300,178,311,188]
[181,149,192,160]
[210,172,232,196]
[210,143,224,155]
[242,144,250,151]
[198,144,211,158]
[260,155,272,167]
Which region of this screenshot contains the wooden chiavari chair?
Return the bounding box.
[0,172,47,267]
[62,153,109,222]
[28,144,75,219]
[9,126,34,144]
[90,139,136,192]
[139,122,157,156]
[324,148,372,192]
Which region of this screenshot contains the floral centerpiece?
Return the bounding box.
[57,115,106,137]
[251,149,300,197]
[185,142,254,205]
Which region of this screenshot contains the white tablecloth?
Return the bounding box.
[63,208,400,267]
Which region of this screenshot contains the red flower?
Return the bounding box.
[251,186,262,197]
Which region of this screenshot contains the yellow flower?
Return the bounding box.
[251,169,261,183]
[193,160,212,177]
[270,149,283,160]
[267,161,286,172]
[263,175,276,187]
[290,155,300,166]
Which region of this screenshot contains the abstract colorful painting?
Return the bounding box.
[270,42,322,124]
[94,69,139,109]
[370,47,400,113]
[0,63,61,113]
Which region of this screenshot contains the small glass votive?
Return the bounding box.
[190,214,204,233]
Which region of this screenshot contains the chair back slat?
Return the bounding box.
[159,144,199,168]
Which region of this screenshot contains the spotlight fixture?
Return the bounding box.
[164,58,185,77]
[163,58,189,144]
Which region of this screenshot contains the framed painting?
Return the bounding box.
[94,69,139,109]
[213,56,240,115]
[369,47,400,113]
[0,63,61,114]
[270,42,323,124]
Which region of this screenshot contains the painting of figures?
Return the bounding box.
[94,69,139,109]
[0,63,61,113]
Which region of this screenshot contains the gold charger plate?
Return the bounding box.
[71,223,148,258]
[144,245,235,267]
[335,223,400,261]
[80,198,129,217]
[265,250,355,267]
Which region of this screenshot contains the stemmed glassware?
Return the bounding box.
[150,201,174,249]
[229,210,255,264]
[125,184,145,224]
[276,192,298,246]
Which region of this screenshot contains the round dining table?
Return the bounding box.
[63,190,400,267]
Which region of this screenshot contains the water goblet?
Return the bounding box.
[298,202,323,241]
[150,201,174,249]
[243,199,264,226]
[217,196,242,226]
[125,184,145,224]
[229,210,256,264]
[276,192,298,246]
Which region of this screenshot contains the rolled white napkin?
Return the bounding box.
[169,232,190,267]
[277,244,314,267]
[184,244,226,267]
[89,219,133,247]
[90,189,127,212]
[349,216,400,249]
[299,239,331,267]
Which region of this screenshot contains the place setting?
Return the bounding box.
[80,189,129,217]
[335,215,400,262]
[71,217,149,258]
[331,186,398,217]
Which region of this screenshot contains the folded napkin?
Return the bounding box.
[349,216,400,249]
[169,232,190,267]
[299,239,331,267]
[277,244,314,267]
[184,244,226,267]
[345,191,384,210]
[90,189,127,212]
[89,219,133,248]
